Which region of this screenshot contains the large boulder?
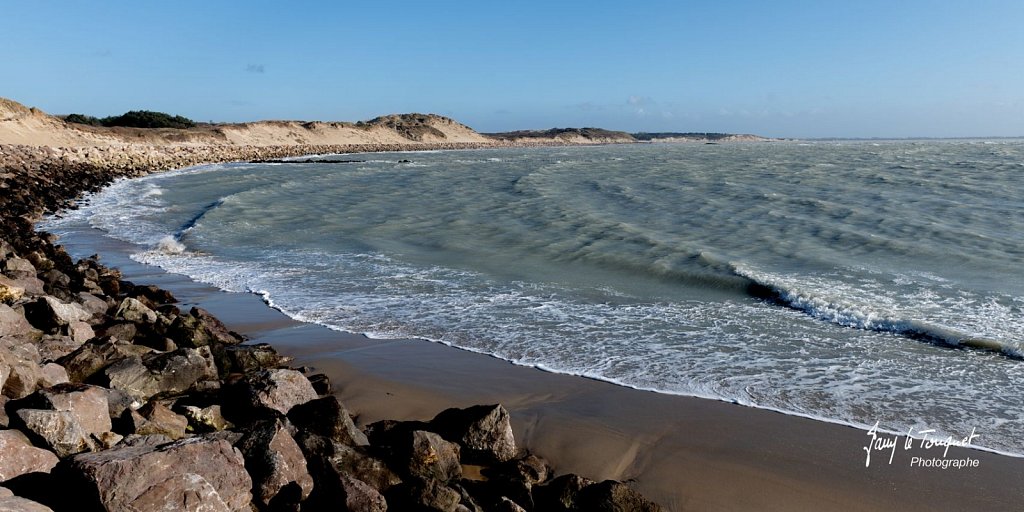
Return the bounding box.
[2,258,36,279]
[215,343,284,376]
[70,435,253,512]
[13,409,98,457]
[0,340,41,399]
[227,369,317,418]
[575,480,663,512]
[287,396,368,447]
[0,429,59,482]
[532,474,595,512]
[12,383,111,436]
[22,297,91,333]
[113,297,158,325]
[0,305,34,337]
[430,404,516,464]
[103,346,218,402]
[296,433,402,495]
[236,419,314,509]
[56,337,153,383]
[123,402,189,440]
[168,307,243,348]
[0,489,54,512]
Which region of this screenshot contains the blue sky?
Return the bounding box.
[3,1,1023,137]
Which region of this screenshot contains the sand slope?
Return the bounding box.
[0,98,490,147]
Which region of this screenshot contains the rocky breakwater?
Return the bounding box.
[0,144,663,511]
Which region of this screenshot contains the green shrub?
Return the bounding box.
[63,113,103,126]
[100,110,196,129]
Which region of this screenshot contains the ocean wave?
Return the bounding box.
[731,263,1024,359]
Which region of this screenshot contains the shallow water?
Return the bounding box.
[43,141,1024,454]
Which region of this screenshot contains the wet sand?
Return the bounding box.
[53,226,1024,511]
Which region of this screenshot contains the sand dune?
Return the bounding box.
[0,97,491,147]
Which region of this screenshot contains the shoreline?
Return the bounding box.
[36,150,1024,511]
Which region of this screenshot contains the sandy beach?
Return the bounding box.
[55,217,1024,512]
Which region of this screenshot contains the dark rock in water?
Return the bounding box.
[576,480,663,512]
[225,369,317,419]
[0,429,60,482]
[69,434,253,512]
[430,404,516,464]
[532,473,595,512]
[287,395,368,447]
[386,478,461,512]
[235,419,314,509]
[306,372,331,395]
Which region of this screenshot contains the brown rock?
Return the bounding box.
[0,429,59,482]
[133,402,189,439]
[70,435,253,512]
[0,492,55,512]
[401,430,462,483]
[35,363,69,389]
[533,474,595,512]
[0,305,34,337]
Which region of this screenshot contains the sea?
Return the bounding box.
[41,140,1024,456]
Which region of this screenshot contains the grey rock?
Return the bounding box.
[56,337,153,383]
[22,297,91,333]
[231,369,317,417]
[14,409,97,457]
[2,258,35,279]
[104,346,218,402]
[70,435,253,512]
[74,292,108,318]
[65,321,93,345]
[0,429,59,482]
[114,297,158,324]
[431,404,516,464]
